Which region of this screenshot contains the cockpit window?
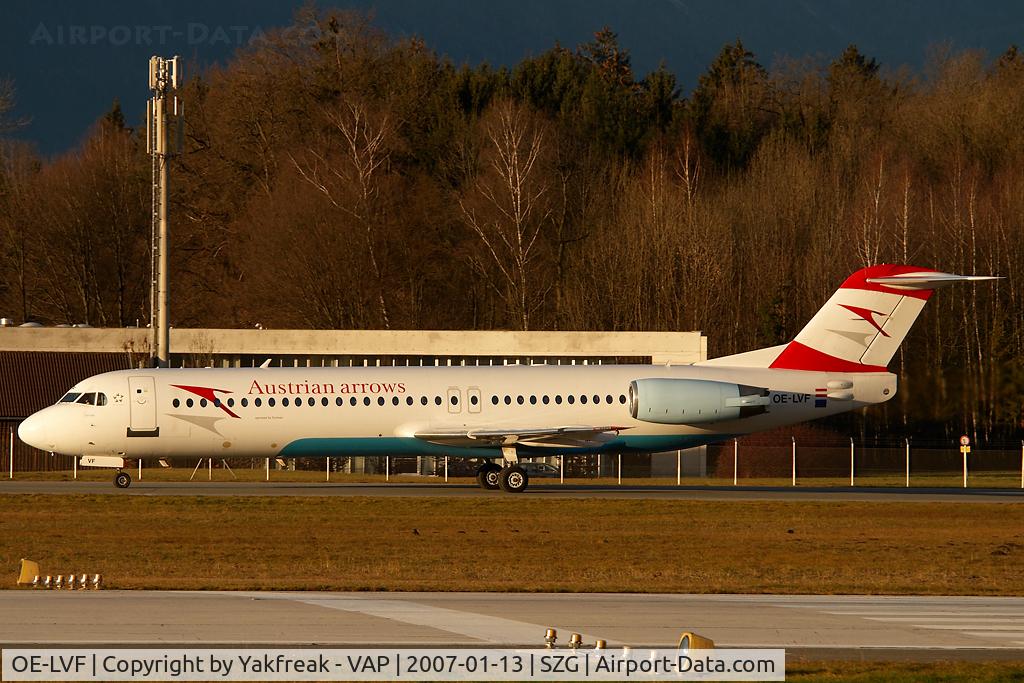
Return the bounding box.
[59,392,82,403]
[72,392,106,406]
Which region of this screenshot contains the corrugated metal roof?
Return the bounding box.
[0,352,132,419]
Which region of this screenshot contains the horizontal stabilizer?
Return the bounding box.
[865,272,1001,289]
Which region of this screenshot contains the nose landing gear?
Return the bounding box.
[114,470,132,489]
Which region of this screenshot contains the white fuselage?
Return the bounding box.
[19,364,896,460]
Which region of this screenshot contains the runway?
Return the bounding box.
[1,480,1023,502]
[2,591,1024,661]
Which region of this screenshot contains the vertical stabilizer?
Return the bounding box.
[767,264,998,372]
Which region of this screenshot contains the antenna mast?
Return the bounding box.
[146,55,181,368]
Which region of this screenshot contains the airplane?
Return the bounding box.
[18,264,997,492]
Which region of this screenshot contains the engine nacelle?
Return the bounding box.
[628,378,770,425]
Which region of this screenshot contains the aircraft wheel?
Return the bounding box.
[476,462,501,490]
[498,466,529,493]
[114,470,132,489]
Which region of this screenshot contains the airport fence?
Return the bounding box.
[2,419,1022,487]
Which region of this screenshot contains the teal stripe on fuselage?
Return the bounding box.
[278,435,728,458]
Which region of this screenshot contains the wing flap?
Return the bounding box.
[415,425,629,448]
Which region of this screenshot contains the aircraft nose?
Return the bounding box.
[18,411,53,451]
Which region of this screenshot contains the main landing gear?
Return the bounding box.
[476,462,501,490]
[475,449,529,493]
[114,470,132,489]
[498,465,528,493]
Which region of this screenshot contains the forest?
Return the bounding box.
[0,8,1022,441]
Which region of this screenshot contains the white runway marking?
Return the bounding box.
[868,618,1024,623]
[899,624,1024,631]
[826,611,1024,616]
[776,598,1024,646]
[961,632,1024,640]
[297,597,603,645]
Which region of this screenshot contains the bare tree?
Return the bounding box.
[290,99,395,328]
[0,79,27,135]
[458,101,552,330]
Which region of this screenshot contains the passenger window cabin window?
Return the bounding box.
[268,398,276,407]
[336,397,343,406]
[378,397,386,406]
[214,399,221,407]
[529,395,536,405]
[434,396,442,406]
[200,398,208,408]
[241,398,249,407]
[254,398,261,407]
[393,396,400,406]
[593,395,600,404]
[619,394,626,404]
[295,399,301,408]
[580,395,588,404]
[470,395,478,405]
[186,398,194,408]
[420,396,428,406]
[363,397,371,406]
[491,395,499,405]
[283,398,290,407]
[451,395,459,406]
[606,395,613,404]
[227,398,234,407]
[173,398,180,408]
[516,395,524,405]
[555,395,562,405]
[567,395,575,404]
[321,397,328,407]
[542,395,550,405]
[308,397,316,407]
[504,395,511,405]
[350,397,357,406]
[406,396,413,406]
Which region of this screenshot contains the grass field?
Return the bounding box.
[2,494,1023,593]
[787,660,1024,681]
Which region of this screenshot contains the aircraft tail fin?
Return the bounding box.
[701,265,999,372]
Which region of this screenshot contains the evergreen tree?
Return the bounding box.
[690,39,772,168]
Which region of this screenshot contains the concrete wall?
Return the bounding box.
[0,328,705,365]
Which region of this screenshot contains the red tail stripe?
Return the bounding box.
[770,341,888,373]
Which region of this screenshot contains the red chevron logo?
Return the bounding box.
[838,304,891,337]
[170,384,240,418]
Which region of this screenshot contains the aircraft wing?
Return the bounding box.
[414,425,630,449]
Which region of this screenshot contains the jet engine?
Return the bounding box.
[628,378,770,425]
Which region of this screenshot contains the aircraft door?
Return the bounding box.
[446,387,462,414]
[127,376,159,437]
[467,387,481,414]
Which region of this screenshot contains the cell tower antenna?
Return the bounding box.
[146,56,182,368]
